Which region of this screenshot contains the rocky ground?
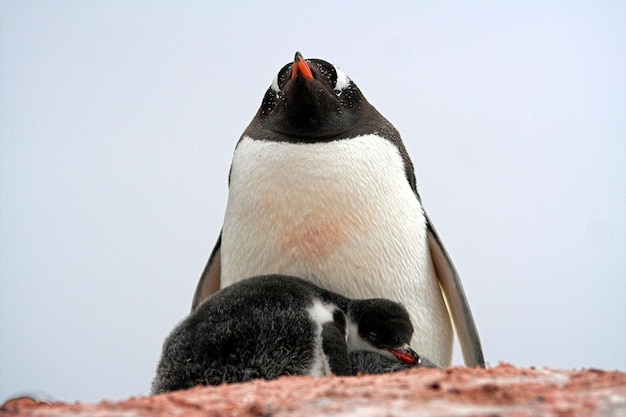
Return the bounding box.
[2,363,625,417]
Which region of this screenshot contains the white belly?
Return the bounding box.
[221,135,453,366]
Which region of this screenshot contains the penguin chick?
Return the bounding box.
[152,275,421,394]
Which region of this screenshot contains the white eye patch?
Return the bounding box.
[333,65,351,91]
[271,72,281,93]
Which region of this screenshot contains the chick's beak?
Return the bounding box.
[386,343,421,366]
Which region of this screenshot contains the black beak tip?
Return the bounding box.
[409,347,421,366]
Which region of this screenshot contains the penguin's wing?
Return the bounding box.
[425,215,485,368]
[191,233,222,311]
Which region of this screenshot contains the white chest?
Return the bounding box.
[222,135,429,298]
[220,134,453,366]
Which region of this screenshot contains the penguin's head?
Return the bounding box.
[347,299,421,366]
[257,51,366,140]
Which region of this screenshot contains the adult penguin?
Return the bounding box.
[192,52,484,368]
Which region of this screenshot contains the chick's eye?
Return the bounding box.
[368,332,378,340]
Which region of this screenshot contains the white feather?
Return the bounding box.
[270,72,281,93]
[333,65,351,91]
[306,300,336,377]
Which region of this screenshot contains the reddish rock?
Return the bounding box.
[2,364,625,417]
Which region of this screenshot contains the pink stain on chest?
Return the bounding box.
[280,216,350,260]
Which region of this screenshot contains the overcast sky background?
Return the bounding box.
[1,1,624,403]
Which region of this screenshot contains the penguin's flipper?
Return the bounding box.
[321,321,352,376]
[191,233,222,311]
[425,216,485,368]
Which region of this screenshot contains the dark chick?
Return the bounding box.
[152,275,426,394]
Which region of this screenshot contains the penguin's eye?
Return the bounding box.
[368,331,379,341]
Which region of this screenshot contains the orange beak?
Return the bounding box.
[386,344,421,366]
[291,51,314,80]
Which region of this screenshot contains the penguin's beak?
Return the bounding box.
[386,343,421,366]
[291,51,314,80]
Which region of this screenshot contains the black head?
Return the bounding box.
[349,299,421,365]
[256,51,366,140]
[241,51,418,197]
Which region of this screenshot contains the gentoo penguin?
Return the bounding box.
[152,275,422,394]
[192,52,484,368]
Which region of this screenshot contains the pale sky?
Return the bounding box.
[1,1,624,403]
